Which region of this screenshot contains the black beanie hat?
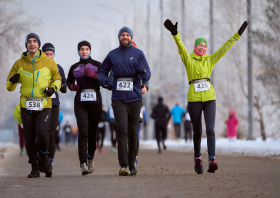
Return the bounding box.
[42,43,55,54]
[78,40,91,51]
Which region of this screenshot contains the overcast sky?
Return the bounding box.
[18,0,156,70]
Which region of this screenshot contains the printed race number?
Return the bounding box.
[26,98,43,111]
[117,78,133,91]
[80,89,96,101]
[194,82,211,92]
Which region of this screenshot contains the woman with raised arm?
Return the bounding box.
[164,19,248,174]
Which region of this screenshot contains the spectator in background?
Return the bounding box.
[13,103,25,156]
[151,97,171,154]
[63,121,72,146]
[171,102,185,141]
[225,109,239,141]
[72,124,78,145]
[96,105,107,154]
[184,104,192,142]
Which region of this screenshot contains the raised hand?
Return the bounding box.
[238,21,248,36]
[164,19,178,36]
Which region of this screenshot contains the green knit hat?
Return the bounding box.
[195,38,207,47]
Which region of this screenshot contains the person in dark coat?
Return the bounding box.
[151,96,171,154]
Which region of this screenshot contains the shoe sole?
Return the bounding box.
[45,171,52,177]
[82,170,89,176]
[207,163,218,173]
[194,166,204,174]
[28,175,40,178]
[130,172,138,176]
[119,169,130,176]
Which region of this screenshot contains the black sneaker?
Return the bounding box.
[39,153,52,177]
[129,161,137,176]
[28,166,40,178]
[207,159,218,173]
[194,156,204,174]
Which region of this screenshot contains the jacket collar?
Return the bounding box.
[118,44,133,52]
[79,56,92,64]
[190,51,208,61]
[22,50,44,63]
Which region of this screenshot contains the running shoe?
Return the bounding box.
[194,156,204,174]
[27,166,40,178]
[119,167,131,176]
[111,147,117,154]
[20,149,24,156]
[39,153,52,177]
[81,163,89,176]
[88,159,94,173]
[207,159,218,173]
[129,161,137,176]
[99,149,103,154]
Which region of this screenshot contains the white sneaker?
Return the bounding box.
[88,159,94,173]
[80,163,89,176]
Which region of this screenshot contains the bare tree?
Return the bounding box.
[252,0,280,105]
[0,0,41,127]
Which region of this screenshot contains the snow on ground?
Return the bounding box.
[140,137,280,157]
[1,137,280,157]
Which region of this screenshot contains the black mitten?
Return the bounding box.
[164,19,178,36]
[9,73,20,84]
[44,87,55,97]
[60,85,67,93]
[238,21,248,36]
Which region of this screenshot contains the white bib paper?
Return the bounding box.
[26,98,43,111]
[194,82,211,92]
[51,93,56,98]
[80,89,97,101]
[117,78,133,91]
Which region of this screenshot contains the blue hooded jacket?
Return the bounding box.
[99,45,151,103]
[171,105,185,123]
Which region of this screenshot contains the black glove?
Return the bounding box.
[44,87,55,97]
[238,21,248,36]
[9,73,20,84]
[60,85,67,93]
[164,19,178,36]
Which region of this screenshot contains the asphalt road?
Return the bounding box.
[0,145,279,198]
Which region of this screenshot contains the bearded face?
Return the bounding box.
[119,32,132,48]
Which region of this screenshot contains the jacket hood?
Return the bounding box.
[229,109,236,117]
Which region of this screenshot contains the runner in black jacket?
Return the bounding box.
[67,40,102,176]
[151,96,171,154]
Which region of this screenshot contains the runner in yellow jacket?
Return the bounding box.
[164,19,248,174]
[6,33,61,178]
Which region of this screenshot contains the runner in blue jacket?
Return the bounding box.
[99,26,151,176]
